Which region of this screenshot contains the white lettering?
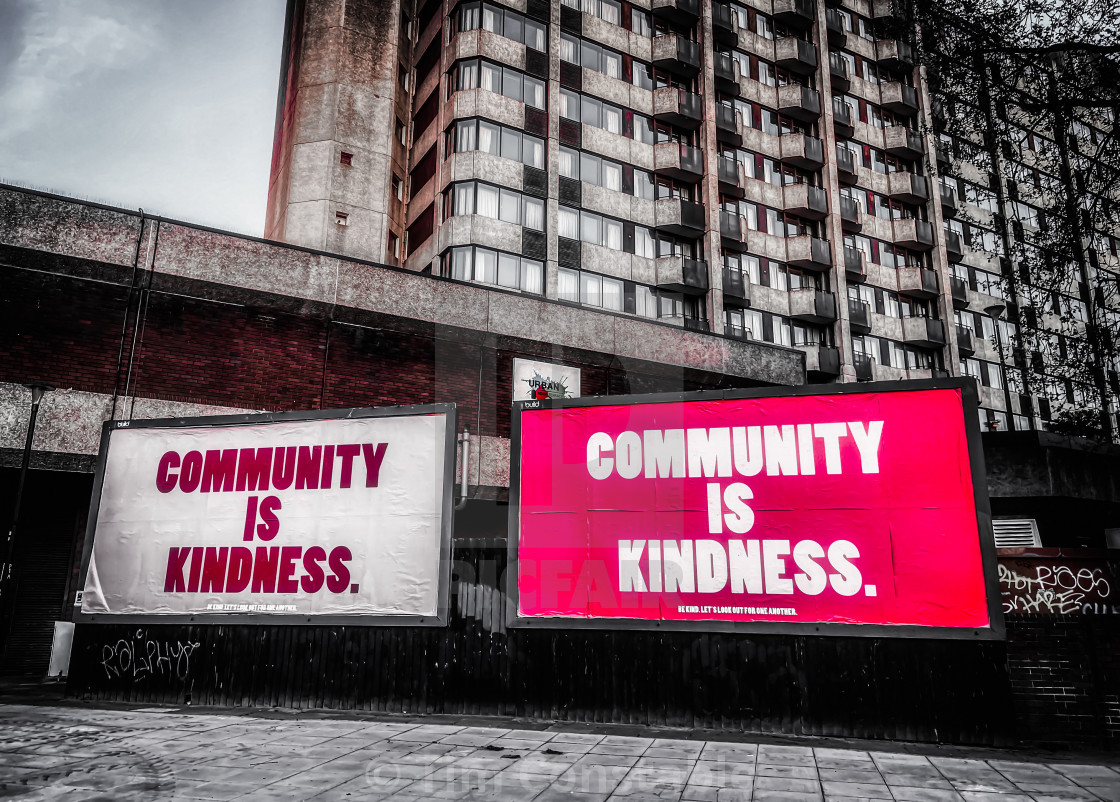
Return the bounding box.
[722,482,755,534]
[615,431,643,479]
[731,426,764,476]
[687,428,732,478]
[663,540,695,593]
[828,540,863,596]
[586,432,613,480]
[763,540,793,594]
[728,540,763,593]
[847,421,884,474]
[796,423,815,475]
[792,540,827,595]
[643,429,685,478]
[695,540,728,593]
[764,425,798,476]
[618,540,647,592]
[813,422,847,474]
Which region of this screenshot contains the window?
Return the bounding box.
[340,152,353,166]
[453,58,546,109]
[392,175,403,201]
[395,119,407,146]
[388,231,400,259]
[446,181,544,231]
[559,88,656,144]
[452,118,544,168]
[456,1,547,50]
[444,245,543,294]
[562,0,624,27]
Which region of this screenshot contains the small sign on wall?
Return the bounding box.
[513,358,581,401]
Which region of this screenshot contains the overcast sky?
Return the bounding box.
[0,0,287,236]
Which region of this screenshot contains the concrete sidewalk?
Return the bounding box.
[0,703,1117,801]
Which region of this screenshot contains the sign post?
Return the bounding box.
[508,380,1003,639]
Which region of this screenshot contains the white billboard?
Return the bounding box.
[79,406,455,625]
[512,358,581,401]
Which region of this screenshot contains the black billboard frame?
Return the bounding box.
[506,378,1005,641]
[76,403,457,627]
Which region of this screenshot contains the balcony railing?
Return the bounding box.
[712,2,736,45]
[790,289,838,323]
[714,51,739,92]
[956,325,975,355]
[651,0,700,24]
[722,268,748,307]
[839,196,861,232]
[883,126,925,159]
[829,51,851,91]
[940,184,959,217]
[853,352,873,381]
[656,256,709,294]
[881,82,919,116]
[773,0,815,29]
[945,229,965,263]
[716,103,741,144]
[718,156,743,197]
[652,34,701,77]
[844,246,866,282]
[653,87,703,129]
[833,97,854,136]
[886,172,929,204]
[836,146,857,183]
[898,266,939,298]
[653,141,703,180]
[848,299,871,333]
[950,276,969,308]
[825,7,847,46]
[779,133,824,169]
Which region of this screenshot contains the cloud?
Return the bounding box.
[0,0,158,141]
[0,0,286,235]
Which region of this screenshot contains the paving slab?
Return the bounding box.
[0,702,1117,801]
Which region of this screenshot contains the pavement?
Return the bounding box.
[0,699,1117,802]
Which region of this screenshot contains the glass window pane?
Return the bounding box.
[499,188,520,223]
[475,248,497,283]
[602,161,621,191]
[459,60,478,90]
[561,33,580,64]
[501,128,521,161]
[582,41,601,72]
[601,0,620,24]
[581,272,602,306]
[559,146,579,179]
[603,51,621,80]
[605,219,622,250]
[635,285,656,317]
[502,66,522,101]
[524,77,545,109]
[603,104,622,134]
[603,277,623,310]
[455,119,476,152]
[524,135,544,168]
[525,20,546,51]
[558,267,579,301]
[452,246,471,280]
[522,260,544,294]
[481,4,500,33]
[498,252,519,287]
[581,211,602,244]
[476,183,499,217]
[523,197,544,231]
[580,152,601,185]
[480,61,500,92]
[559,206,579,239]
[634,226,654,258]
[582,96,602,126]
[453,182,475,215]
[504,10,522,43]
[478,120,499,154]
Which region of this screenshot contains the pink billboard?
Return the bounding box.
[509,381,1003,638]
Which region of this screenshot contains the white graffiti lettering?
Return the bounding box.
[998,564,1113,615]
[99,630,201,681]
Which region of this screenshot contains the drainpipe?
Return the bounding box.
[454,428,470,511]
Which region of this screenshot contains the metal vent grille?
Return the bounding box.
[560,4,581,32]
[993,518,1041,549]
[522,230,546,261]
[525,48,549,78]
[559,119,581,147]
[523,166,548,198]
[558,237,581,268]
[524,107,548,137]
[559,176,582,207]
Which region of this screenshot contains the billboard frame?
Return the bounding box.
[76,403,457,627]
[507,378,1005,640]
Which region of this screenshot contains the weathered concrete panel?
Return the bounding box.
[0,188,141,267]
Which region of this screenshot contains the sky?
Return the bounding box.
[0,0,287,236]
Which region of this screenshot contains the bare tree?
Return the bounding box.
[897,0,1120,439]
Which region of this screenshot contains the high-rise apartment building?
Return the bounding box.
[265,0,1118,436]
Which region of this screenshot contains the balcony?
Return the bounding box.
[893,218,935,251]
[777,84,821,122]
[881,82,920,116]
[805,345,842,379]
[956,325,975,356]
[833,98,854,137]
[720,210,746,251]
[945,229,965,263]
[718,156,744,198]
[652,34,701,78]
[788,236,831,272]
[790,289,838,324]
[950,276,969,308]
[778,133,824,170]
[653,141,703,181]
[902,316,946,347]
[714,52,740,94]
[653,87,703,129]
[840,196,862,232]
[773,0,815,29]
[940,184,959,218]
[651,0,700,25]
[655,256,709,295]
[722,267,748,306]
[825,7,847,47]
[784,184,828,220]
[655,198,705,237]
[836,146,857,184]
[886,172,930,204]
[883,126,925,160]
[775,37,818,75]
[845,246,866,282]
[716,103,742,145]
[853,352,873,381]
[849,299,871,334]
[829,51,851,92]
[872,0,909,21]
[897,266,939,299]
[712,2,737,46]
[876,39,914,72]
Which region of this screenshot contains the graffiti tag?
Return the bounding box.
[998,562,1115,615]
[100,630,201,681]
